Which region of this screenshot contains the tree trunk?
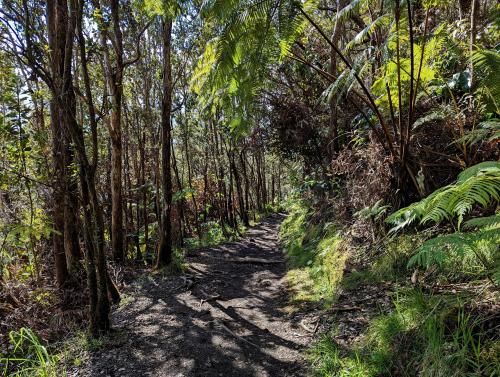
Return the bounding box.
[156,18,173,268]
[48,101,68,288]
[109,0,124,262]
[230,148,249,226]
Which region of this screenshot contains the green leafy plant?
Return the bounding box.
[0,328,58,377]
[407,214,500,283]
[472,49,500,112]
[386,161,500,231]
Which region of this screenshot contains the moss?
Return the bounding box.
[342,234,423,290]
[280,199,347,305]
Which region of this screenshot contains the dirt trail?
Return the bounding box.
[74,215,314,377]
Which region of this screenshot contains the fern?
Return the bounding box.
[456,161,500,182]
[344,14,391,54]
[454,119,500,147]
[464,213,500,229]
[472,49,500,112]
[407,227,499,268]
[354,199,390,222]
[386,161,500,231]
[387,163,500,282]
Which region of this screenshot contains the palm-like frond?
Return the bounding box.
[464,213,500,229]
[472,49,500,112]
[334,0,366,25]
[407,227,500,270]
[454,119,500,146]
[194,0,319,132]
[457,161,500,182]
[386,162,500,231]
[344,14,391,54]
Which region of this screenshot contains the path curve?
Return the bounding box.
[75,215,313,377]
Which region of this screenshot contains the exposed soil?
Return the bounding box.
[72,215,315,377]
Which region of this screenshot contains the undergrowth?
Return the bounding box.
[308,289,500,377]
[280,197,347,304]
[282,189,499,376]
[0,328,59,377]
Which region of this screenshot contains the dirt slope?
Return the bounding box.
[73,215,315,377]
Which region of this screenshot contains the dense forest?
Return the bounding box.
[0,0,499,375]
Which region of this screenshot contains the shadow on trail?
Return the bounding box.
[78,215,308,377]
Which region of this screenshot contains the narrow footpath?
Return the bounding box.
[74,215,316,377]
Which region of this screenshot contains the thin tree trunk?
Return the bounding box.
[156,18,173,268]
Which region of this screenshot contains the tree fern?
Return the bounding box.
[344,14,391,54]
[464,213,500,229]
[194,0,319,133]
[386,161,500,231]
[454,119,500,147]
[472,49,500,112]
[407,226,500,282]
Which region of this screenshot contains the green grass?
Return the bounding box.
[280,199,347,304]
[0,328,59,377]
[308,288,500,377]
[281,197,499,376]
[54,328,130,373]
[342,234,422,290]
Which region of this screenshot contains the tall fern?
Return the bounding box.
[472,49,500,113]
[407,214,500,284]
[386,161,500,231]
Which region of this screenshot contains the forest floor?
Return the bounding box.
[71,215,320,377]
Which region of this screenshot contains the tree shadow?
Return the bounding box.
[78,215,308,377]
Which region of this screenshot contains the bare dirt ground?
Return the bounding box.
[73,215,316,377]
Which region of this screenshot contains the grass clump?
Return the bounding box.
[1,327,59,377]
[342,234,423,290]
[308,289,499,377]
[308,335,375,377]
[280,198,347,304]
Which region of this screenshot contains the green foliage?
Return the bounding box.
[308,335,374,377]
[354,200,390,222]
[407,214,499,283]
[373,25,446,112]
[184,220,242,250]
[280,198,346,303]
[194,0,318,133]
[1,328,58,377]
[386,161,500,231]
[472,49,500,112]
[309,290,497,377]
[455,119,500,147]
[172,187,195,203]
[1,208,53,280]
[386,162,499,281]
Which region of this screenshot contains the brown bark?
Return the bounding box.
[230,148,249,226]
[92,0,124,261]
[75,0,115,331]
[156,18,173,268]
[109,0,124,262]
[48,102,68,287]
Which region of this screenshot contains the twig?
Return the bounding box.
[225,257,282,264]
[215,320,260,349]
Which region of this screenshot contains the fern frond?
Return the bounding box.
[412,107,451,129]
[334,0,365,25]
[457,161,500,182]
[464,214,500,229]
[386,162,500,231]
[407,227,500,268]
[472,49,500,111]
[344,14,390,54]
[454,119,500,146]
